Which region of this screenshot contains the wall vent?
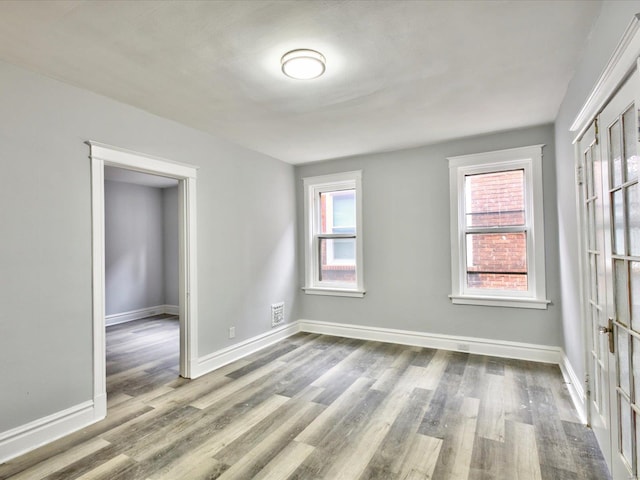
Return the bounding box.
[271,302,285,327]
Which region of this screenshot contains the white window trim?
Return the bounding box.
[303,171,365,298]
[448,145,550,309]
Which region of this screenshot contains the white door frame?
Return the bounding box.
[88,141,198,420]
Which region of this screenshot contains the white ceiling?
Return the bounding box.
[0,1,602,164]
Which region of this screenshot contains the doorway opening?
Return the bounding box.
[88,142,198,421]
[104,167,180,401]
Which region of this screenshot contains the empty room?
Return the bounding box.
[1,1,640,479]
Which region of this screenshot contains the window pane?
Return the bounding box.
[631,261,640,333]
[616,259,630,327]
[627,182,640,257]
[332,238,355,261]
[636,411,640,478]
[319,238,356,285]
[592,307,599,353]
[585,148,594,199]
[589,253,598,304]
[611,118,623,187]
[320,190,355,234]
[466,232,527,291]
[465,170,525,227]
[634,337,640,404]
[618,328,630,395]
[620,394,633,466]
[623,105,639,182]
[587,201,596,250]
[613,189,625,255]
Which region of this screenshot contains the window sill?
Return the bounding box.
[303,287,366,298]
[449,294,550,310]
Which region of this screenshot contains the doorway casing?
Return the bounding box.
[88,141,198,420]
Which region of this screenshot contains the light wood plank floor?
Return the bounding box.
[0,316,610,480]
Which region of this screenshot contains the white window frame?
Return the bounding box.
[303,171,365,297]
[448,145,550,309]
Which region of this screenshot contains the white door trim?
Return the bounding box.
[88,141,199,420]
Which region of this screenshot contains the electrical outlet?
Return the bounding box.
[271,302,285,327]
[229,326,235,339]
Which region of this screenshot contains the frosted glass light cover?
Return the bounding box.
[281,49,326,80]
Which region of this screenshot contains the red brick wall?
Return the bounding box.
[320,263,356,283]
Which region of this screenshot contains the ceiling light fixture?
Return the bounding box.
[281,49,326,80]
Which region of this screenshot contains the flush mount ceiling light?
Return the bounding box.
[281,49,326,80]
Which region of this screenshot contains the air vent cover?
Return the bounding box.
[271,302,285,327]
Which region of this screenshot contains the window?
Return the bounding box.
[448,145,549,309]
[303,171,364,297]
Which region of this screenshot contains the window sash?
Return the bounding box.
[322,190,356,234]
[314,235,358,285]
[464,229,529,294]
[460,167,533,296]
[316,240,357,285]
[464,168,526,229]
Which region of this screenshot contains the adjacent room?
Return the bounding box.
[1,1,639,479]
[104,167,182,401]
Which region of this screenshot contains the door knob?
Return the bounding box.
[599,326,611,334]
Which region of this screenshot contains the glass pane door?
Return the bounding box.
[579,120,611,463]
[599,69,640,479]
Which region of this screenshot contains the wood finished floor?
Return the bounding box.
[0,316,611,480]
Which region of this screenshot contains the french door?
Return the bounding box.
[579,68,640,479]
[579,115,613,471]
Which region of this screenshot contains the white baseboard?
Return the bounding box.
[93,393,107,423]
[163,304,179,316]
[105,305,179,326]
[560,352,587,424]
[0,400,98,464]
[298,319,562,364]
[191,322,300,379]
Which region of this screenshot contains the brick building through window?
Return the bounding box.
[465,169,527,291]
[319,189,356,283]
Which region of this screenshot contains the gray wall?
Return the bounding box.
[105,180,165,317]
[0,60,297,432]
[295,124,562,347]
[163,186,179,307]
[554,2,640,383]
